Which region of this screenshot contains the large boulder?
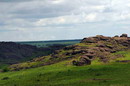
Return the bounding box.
[114,35,119,37]
[120,34,128,37]
[72,56,91,66]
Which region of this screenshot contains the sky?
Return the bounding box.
[0,0,130,41]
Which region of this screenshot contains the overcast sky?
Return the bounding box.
[0,0,130,41]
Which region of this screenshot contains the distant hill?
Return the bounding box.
[17,39,81,47]
[0,42,69,65]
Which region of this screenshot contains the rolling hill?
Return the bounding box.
[0,34,130,86]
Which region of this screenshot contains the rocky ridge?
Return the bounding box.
[10,34,130,71]
[73,34,130,66]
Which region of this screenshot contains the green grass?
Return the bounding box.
[115,50,130,60]
[0,50,130,86]
[75,43,96,47]
[1,61,130,86]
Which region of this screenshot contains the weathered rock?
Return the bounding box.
[81,37,98,43]
[94,35,111,41]
[96,43,106,47]
[114,35,119,37]
[120,34,128,37]
[84,54,95,59]
[80,56,91,63]
[81,35,111,43]
[71,50,83,55]
[72,56,91,66]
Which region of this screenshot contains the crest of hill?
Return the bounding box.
[10,34,130,71]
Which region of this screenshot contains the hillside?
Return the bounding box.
[1,49,130,86]
[9,34,130,71]
[0,34,130,86]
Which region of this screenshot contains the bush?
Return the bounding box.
[1,77,9,80]
[2,67,9,72]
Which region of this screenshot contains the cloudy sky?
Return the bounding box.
[0,0,130,41]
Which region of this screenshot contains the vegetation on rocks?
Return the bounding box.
[9,34,130,71]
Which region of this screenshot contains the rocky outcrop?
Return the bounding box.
[45,34,130,66]
[72,34,130,66]
[81,35,111,43]
[10,34,130,71]
[120,34,128,37]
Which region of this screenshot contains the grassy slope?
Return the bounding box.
[0,51,130,86]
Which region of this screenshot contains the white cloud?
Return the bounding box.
[35,15,80,26]
[85,13,97,22]
[51,0,65,4]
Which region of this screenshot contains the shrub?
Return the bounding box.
[2,67,9,72]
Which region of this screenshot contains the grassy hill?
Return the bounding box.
[0,50,130,86]
[0,34,130,86]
